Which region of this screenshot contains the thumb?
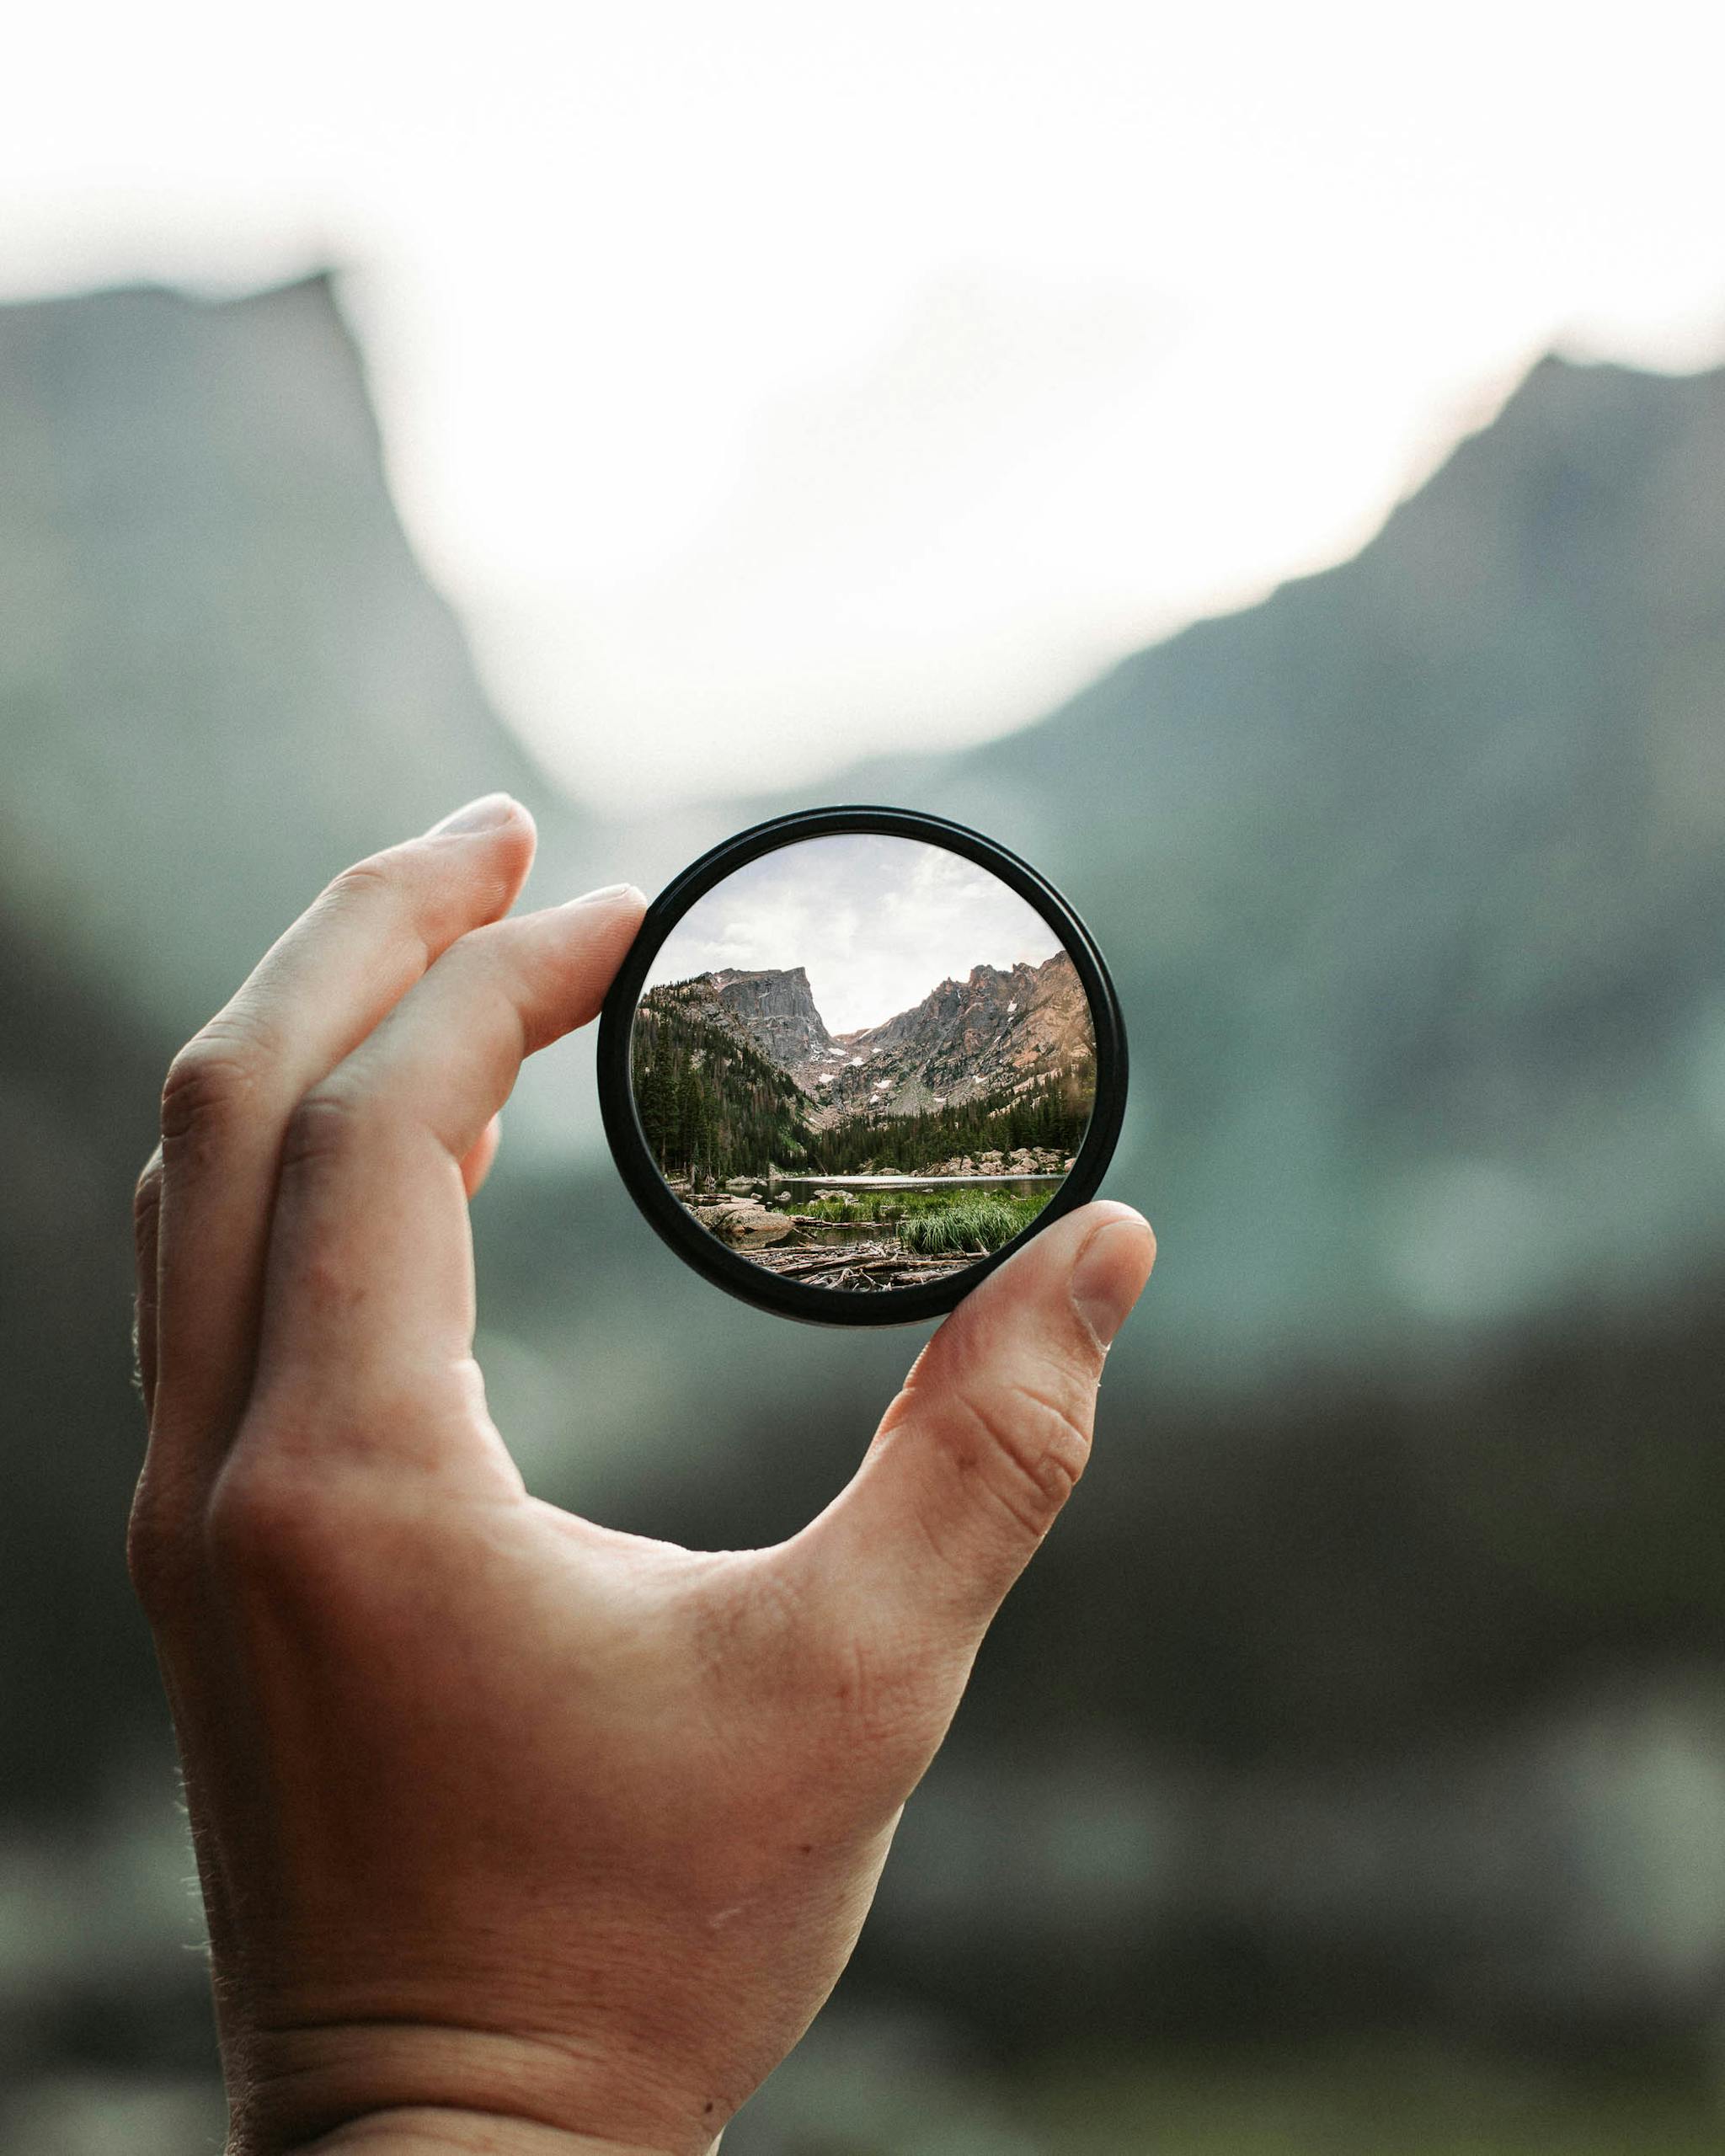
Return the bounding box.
[798,1201,1156,1648]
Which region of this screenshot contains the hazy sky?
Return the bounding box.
[4,3,1723,808]
[644,834,1062,1033]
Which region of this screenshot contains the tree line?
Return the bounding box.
[632,1000,811,1183]
[804,1065,1094,1173]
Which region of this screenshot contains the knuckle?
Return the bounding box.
[202,1438,420,1636]
[159,1034,264,1151]
[278,1084,365,1182]
[948,1380,1092,1538]
[320,857,432,969]
[202,1454,330,1592]
[323,856,400,915]
[126,1484,186,1620]
[132,1151,163,1235]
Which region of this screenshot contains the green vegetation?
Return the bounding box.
[632,995,809,1182]
[808,1066,1093,1174]
[898,1191,1049,1255]
[798,1188,1053,1246]
[799,1189,968,1225]
[800,1191,911,1224]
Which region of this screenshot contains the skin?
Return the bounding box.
[126,793,1157,2156]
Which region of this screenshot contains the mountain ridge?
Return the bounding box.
[649,948,1092,1129]
[698,347,1725,1364]
[7,276,1724,1373]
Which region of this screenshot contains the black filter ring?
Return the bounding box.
[596,806,1128,1327]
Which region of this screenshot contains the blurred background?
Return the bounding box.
[5,3,1725,2148]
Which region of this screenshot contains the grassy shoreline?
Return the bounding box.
[798,1186,1051,1252]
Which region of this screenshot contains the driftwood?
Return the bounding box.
[756,1246,975,1290]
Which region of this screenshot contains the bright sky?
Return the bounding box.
[644,834,1062,1033]
[3,2,1723,810]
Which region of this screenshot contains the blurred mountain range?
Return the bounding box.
[0,274,588,1040]
[5,274,1725,2112]
[7,275,1723,1380]
[740,351,1725,1377]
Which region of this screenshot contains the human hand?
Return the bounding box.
[128,796,1156,2156]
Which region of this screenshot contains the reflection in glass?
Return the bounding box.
[629,834,1097,1293]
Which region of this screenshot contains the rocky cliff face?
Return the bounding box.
[709,965,835,1068]
[815,949,1091,1123]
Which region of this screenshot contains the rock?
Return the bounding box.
[703,1195,796,1243]
[724,1207,793,1242]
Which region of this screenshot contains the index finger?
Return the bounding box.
[245,884,646,1460]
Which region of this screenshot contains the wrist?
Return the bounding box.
[223,2015,728,2156]
[282,2111,713,2155]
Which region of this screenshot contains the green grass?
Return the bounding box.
[793,1186,1055,1252]
[800,1191,908,1224]
[898,1192,1049,1254]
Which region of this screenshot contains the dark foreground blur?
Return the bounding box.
[3,276,1724,2153]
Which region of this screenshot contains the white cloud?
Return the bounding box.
[644,832,1063,1032]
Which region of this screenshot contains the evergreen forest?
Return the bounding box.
[631,1000,813,1182]
[803,1065,1093,1173]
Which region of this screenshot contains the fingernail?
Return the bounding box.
[1070,1219,1153,1350]
[564,882,636,906]
[427,792,516,837]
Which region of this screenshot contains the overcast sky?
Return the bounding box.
[4,2,1722,809]
[644,834,1062,1033]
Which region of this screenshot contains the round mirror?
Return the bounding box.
[598,808,1126,1325]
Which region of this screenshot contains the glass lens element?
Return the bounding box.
[630,833,1097,1293]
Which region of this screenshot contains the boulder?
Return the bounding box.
[727,1209,793,1243]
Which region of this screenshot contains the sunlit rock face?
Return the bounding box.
[823,951,1092,1121]
[710,965,836,1069]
